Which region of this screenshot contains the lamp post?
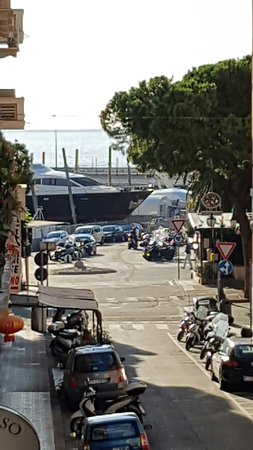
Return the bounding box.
[207,212,216,284]
[52,115,58,168]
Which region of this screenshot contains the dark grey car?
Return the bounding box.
[63,344,128,409]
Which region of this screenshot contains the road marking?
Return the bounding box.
[166,330,253,423]
[156,324,169,330]
[108,324,121,331]
[132,324,144,330]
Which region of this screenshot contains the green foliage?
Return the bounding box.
[0,132,33,255]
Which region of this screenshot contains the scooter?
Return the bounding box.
[177,312,195,341]
[70,380,147,439]
[128,233,138,250]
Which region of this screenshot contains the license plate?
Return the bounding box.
[112,447,129,450]
[243,376,253,382]
[89,378,107,384]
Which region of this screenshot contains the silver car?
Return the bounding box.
[63,344,128,410]
[42,230,69,246]
[72,225,105,245]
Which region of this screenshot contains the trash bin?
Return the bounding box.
[219,299,232,317]
[31,306,47,332]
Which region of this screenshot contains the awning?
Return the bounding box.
[38,286,99,310]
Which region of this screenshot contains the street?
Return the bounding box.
[42,242,253,450]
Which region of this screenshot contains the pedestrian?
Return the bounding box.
[183,240,193,269]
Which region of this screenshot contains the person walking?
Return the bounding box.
[183,240,193,269]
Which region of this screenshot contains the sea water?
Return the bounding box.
[2,129,129,168]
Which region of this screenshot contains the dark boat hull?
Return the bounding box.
[26,190,151,223]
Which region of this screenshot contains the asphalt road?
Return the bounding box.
[43,243,253,450]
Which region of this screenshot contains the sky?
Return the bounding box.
[2,0,251,130]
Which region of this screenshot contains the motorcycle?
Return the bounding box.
[128,233,138,250]
[177,312,195,341]
[199,312,230,367]
[185,307,217,351]
[48,310,89,360]
[70,379,147,439]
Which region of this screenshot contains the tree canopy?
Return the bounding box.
[0,132,33,260]
[100,55,251,211]
[100,55,251,297]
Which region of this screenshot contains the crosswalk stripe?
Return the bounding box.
[132,324,144,330]
[156,324,169,330]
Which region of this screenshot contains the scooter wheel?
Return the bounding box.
[185,336,195,351]
[70,417,83,437]
[177,330,185,342]
[200,345,207,360]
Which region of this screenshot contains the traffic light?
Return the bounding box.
[34,252,48,282]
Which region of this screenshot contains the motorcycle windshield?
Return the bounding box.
[212,313,229,339]
[195,305,209,321]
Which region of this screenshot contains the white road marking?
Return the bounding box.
[132,324,144,330]
[156,324,169,330]
[166,330,253,424]
[108,324,121,331]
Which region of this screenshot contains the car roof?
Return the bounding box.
[73,344,115,355]
[86,412,141,425]
[227,337,253,346]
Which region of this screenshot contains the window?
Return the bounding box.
[74,352,116,373]
[234,345,253,359]
[91,422,138,441]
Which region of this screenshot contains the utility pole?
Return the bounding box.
[251,0,253,332]
[62,148,77,224]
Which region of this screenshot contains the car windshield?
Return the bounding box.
[74,228,91,234]
[46,232,61,238]
[103,226,115,232]
[234,345,253,359]
[91,422,138,441]
[74,352,117,373]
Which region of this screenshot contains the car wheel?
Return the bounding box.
[219,372,230,391]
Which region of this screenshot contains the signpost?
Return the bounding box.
[216,242,236,302]
[171,219,185,233]
[218,259,233,276]
[216,242,237,261]
[173,233,183,279]
[0,405,40,450]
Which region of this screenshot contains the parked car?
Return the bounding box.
[210,336,253,391]
[42,230,69,246]
[121,223,144,241]
[102,225,125,243]
[76,412,151,450]
[73,234,97,256]
[71,225,105,245]
[63,344,128,409]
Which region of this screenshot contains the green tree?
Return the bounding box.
[100,56,251,298]
[0,132,33,271]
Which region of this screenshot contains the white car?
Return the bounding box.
[42,230,69,246]
[71,225,105,245]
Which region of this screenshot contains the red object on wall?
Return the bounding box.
[0,314,24,342]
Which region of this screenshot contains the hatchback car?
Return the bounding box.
[77,412,151,450]
[72,225,105,245]
[73,234,97,255]
[210,337,253,391]
[42,230,69,246]
[102,225,125,243]
[63,344,128,409]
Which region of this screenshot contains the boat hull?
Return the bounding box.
[26,190,151,223]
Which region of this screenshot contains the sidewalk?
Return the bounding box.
[0,315,56,450]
